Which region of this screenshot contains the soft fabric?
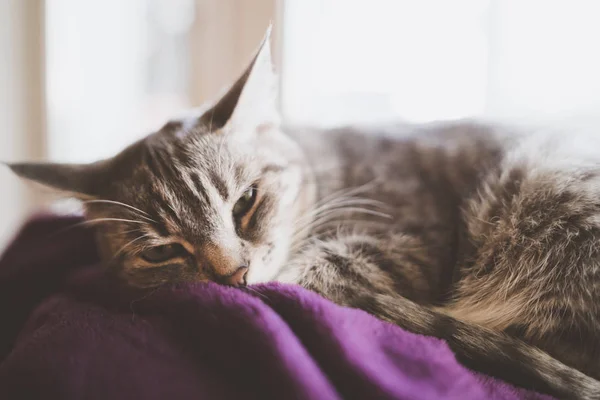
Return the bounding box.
[0,216,552,400]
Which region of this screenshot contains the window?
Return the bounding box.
[280,0,600,126]
[45,0,196,163]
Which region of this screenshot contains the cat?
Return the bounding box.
[7,28,600,399]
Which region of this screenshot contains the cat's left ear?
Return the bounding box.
[200,25,279,133]
[5,160,110,199]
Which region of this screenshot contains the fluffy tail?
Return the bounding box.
[355,294,600,400]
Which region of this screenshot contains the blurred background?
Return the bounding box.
[1,0,600,250]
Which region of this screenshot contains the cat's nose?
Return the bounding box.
[199,242,247,286]
[225,266,248,287]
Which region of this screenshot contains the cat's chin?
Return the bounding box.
[245,266,278,285]
[245,257,287,285]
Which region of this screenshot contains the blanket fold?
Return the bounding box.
[0,216,551,399]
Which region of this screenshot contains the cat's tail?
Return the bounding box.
[356,293,600,400]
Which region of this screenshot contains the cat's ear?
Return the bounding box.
[200,25,278,133]
[6,161,109,199]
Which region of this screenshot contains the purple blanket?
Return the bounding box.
[0,216,551,400]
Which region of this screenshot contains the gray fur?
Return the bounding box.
[7,32,600,399]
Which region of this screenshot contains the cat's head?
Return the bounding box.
[8,28,315,288]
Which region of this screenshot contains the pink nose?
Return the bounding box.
[225,266,248,287]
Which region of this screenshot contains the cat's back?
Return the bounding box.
[286,119,511,201]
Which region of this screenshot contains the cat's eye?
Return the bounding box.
[140,244,185,263]
[233,186,257,217]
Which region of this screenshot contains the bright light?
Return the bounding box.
[281,0,600,126]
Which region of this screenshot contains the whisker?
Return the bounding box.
[83,199,153,219]
[289,185,392,255]
[293,196,385,228]
[243,286,270,302]
[114,235,149,259]
[292,182,387,228]
[310,180,380,210]
[116,228,145,236]
[290,218,389,249]
[130,285,164,322]
[47,220,96,238]
[86,218,148,225]
[293,207,391,238]
[293,198,390,227]
[298,196,386,217]
[288,219,389,255]
[47,218,147,238]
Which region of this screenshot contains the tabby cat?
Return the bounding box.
[7,29,600,399]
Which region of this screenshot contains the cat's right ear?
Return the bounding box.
[5,161,109,199]
[199,25,278,133]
